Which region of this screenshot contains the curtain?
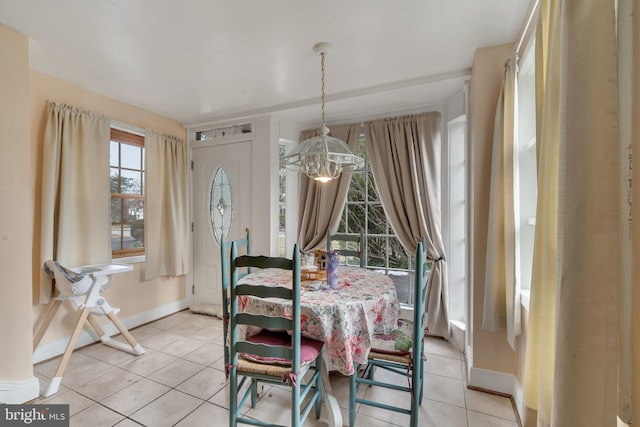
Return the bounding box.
[523,1,620,426]
[144,129,190,280]
[40,101,111,303]
[623,0,640,424]
[618,0,635,423]
[297,123,361,252]
[483,57,521,349]
[364,112,450,338]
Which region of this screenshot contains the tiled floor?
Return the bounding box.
[33,310,519,426]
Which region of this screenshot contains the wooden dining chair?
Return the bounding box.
[220,229,251,370]
[349,241,430,427]
[326,230,366,268]
[228,243,324,427]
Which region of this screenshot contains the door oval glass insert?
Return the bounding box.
[210,167,232,245]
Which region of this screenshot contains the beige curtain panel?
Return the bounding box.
[39,101,111,303]
[523,1,620,426]
[483,57,521,349]
[296,123,361,252]
[144,129,190,280]
[364,112,450,338]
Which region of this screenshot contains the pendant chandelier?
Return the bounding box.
[284,42,364,183]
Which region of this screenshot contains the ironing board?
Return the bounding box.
[34,261,145,397]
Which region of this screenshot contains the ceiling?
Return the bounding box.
[0,0,531,127]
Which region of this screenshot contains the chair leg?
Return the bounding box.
[33,299,62,350]
[229,369,238,427]
[250,379,258,408]
[41,306,91,397]
[314,359,323,419]
[291,382,301,427]
[349,362,358,427]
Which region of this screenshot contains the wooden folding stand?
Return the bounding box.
[34,261,145,397]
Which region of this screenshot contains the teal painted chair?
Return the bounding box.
[228,243,324,427]
[220,229,251,370]
[349,241,430,427]
[326,230,366,268]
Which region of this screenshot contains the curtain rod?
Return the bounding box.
[111,119,145,136]
[514,0,540,57]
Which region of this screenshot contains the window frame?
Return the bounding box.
[110,128,145,258]
[337,134,417,305]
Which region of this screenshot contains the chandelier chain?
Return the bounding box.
[321,52,326,127]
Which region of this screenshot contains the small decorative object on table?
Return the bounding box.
[325,250,340,288]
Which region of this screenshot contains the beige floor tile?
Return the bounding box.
[35,388,94,416]
[33,311,520,427]
[78,342,140,366]
[128,324,164,341]
[420,398,469,427]
[160,336,208,358]
[69,367,142,401]
[113,418,142,426]
[167,318,212,336]
[100,377,170,416]
[465,387,517,422]
[129,389,202,427]
[176,366,227,400]
[138,330,183,350]
[148,314,185,330]
[174,401,228,426]
[182,341,225,366]
[243,385,324,426]
[209,382,268,414]
[424,353,464,380]
[120,349,179,377]
[350,410,405,427]
[467,409,519,427]
[422,371,466,407]
[187,324,225,342]
[328,372,365,410]
[357,385,411,426]
[147,358,205,388]
[70,403,125,427]
[62,360,118,389]
[424,335,462,359]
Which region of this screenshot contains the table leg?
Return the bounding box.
[321,355,344,427]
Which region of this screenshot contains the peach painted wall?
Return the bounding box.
[30,71,188,347]
[468,43,517,373]
[0,24,34,382]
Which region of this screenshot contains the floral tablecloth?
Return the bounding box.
[238,265,399,375]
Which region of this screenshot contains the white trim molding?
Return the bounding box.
[468,366,515,396]
[33,299,189,364]
[0,377,40,404]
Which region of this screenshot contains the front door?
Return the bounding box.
[192,140,251,306]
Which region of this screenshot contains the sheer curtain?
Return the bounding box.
[40,101,111,303]
[296,123,361,252]
[483,57,521,349]
[144,129,190,280]
[364,112,449,338]
[523,1,620,426]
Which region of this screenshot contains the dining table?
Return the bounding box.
[237,265,399,427]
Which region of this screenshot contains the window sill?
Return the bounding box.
[113,255,145,264]
[520,289,531,311]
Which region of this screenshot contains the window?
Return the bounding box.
[110,128,145,257]
[337,135,417,305]
[515,37,537,303]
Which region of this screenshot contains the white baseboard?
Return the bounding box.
[33,299,189,364]
[513,378,524,421]
[0,377,40,404]
[449,320,465,352]
[468,366,515,396]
